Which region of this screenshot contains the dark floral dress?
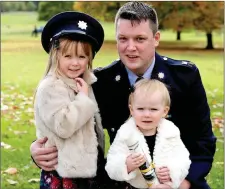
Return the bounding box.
[40,170,101,189]
[40,146,107,189]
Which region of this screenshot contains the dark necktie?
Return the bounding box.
[130,77,144,93]
[135,76,144,83]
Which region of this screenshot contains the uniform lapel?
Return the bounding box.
[151,53,173,120]
[151,53,171,87]
[114,60,132,94]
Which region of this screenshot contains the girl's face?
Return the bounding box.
[129,90,169,136]
[58,41,90,79]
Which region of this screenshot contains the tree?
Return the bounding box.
[192,2,224,49]
[38,2,74,21]
[25,2,37,11]
[1,2,37,12]
[74,2,124,22]
[150,2,193,41]
[149,1,223,48]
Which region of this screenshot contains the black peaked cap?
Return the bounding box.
[41,11,104,54]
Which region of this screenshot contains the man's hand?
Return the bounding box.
[30,137,58,171]
[179,179,191,189]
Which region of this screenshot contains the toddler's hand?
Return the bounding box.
[126,153,146,173]
[75,78,89,96]
[155,166,171,183]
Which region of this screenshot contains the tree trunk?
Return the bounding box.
[177,31,181,41]
[206,32,214,49]
[116,2,121,10]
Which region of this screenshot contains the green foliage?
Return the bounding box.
[1,2,37,12]
[148,1,224,49]
[74,1,123,21]
[151,2,193,31]
[150,2,224,33]
[192,2,224,33]
[38,1,74,21]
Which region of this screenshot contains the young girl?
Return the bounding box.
[105,79,191,189]
[34,11,105,189]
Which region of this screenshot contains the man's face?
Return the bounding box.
[116,19,160,75]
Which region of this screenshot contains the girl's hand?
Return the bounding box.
[126,153,146,173]
[155,166,171,183]
[74,77,89,96]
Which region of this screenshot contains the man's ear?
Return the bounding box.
[154,31,160,47]
[163,106,170,118]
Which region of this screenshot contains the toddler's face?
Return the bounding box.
[129,90,169,135]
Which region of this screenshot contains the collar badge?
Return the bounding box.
[182,61,188,65]
[78,21,87,30]
[158,72,164,79]
[115,75,121,82]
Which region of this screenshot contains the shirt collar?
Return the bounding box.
[125,57,155,86]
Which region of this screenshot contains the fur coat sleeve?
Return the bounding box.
[154,119,191,188]
[35,77,98,139]
[105,128,139,181]
[105,118,149,189]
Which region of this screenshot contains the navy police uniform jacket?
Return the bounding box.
[92,53,216,189]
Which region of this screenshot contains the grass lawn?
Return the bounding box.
[1,12,224,189]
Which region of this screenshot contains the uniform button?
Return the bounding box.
[111,128,115,132]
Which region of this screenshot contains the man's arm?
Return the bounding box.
[179,179,191,189]
[30,137,58,171]
[185,66,216,187]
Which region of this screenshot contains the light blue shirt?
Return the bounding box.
[125,57,155,86]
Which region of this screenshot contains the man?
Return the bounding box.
[31,2,216,189]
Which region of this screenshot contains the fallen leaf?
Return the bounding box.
[29,119,35,124]
[7,179,18,185]
[1,142,11,149]
[12,106,19,110]
[1,104,9,111]
[28,178,40,183]
[215,162,224,165]
[13,130,27,135]
[4,167,18,174]
[26,108,33,113]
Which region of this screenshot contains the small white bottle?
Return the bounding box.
[126,135,159,188]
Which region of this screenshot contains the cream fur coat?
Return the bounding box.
[105,117,191,189]
[34,69,104,178]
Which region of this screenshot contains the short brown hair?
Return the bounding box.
[115,2,158,34]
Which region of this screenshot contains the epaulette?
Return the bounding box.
[94,67,103,72]
[94,59,120,73]
[101,59,120,70]
[162,56,195,69]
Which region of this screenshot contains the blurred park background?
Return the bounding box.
[1,1,224,188]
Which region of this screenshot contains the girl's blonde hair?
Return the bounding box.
[43,38,93,78]
[129,79,171,107]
